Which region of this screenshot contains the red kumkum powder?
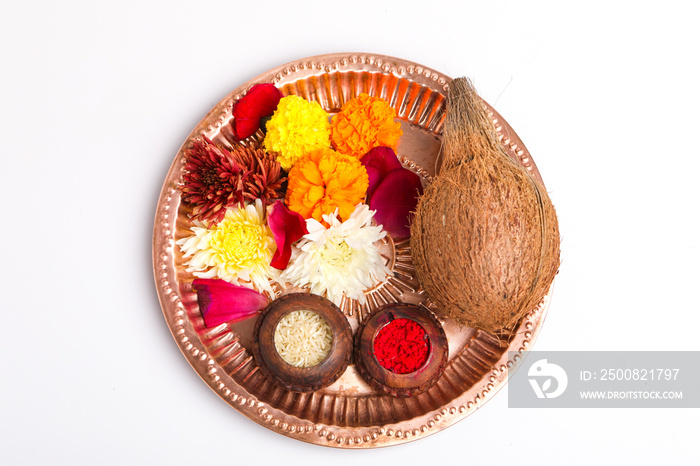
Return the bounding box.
[373,318,430,374]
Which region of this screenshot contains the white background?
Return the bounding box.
[2,1,698,464]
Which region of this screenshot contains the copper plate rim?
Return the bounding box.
[152,52,553,448]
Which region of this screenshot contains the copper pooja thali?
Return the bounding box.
[152,53,553,448]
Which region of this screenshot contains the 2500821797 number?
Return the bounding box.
[599,368,679,381]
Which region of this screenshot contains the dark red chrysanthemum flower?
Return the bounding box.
[234,146,286,206]
[181,137,286,224]
[181,137,247,224]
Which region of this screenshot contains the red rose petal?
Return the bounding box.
[232,83,283,140]
[369,168,424,238]
[232,115,260,140]
[268,200,308,270]
[192,278,268,327]
[360,146,403,200]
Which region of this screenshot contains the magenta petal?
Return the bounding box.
[360,147,403,200]
[268,201,308,270]
[369,168,424,237]
[192,278,268,327]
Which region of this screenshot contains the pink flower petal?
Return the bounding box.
[268,200,308,270]
[369,168,424,238]
[360,146,403,200]
[232,83,283,140]
[192,278,268,327]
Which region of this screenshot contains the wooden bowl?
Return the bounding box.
[253,293,353,393]
[354,303,448,397]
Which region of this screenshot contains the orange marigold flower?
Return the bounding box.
[286,148,368,223]
[330,93,402,158]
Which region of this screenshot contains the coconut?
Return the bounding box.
[410,78,560,333]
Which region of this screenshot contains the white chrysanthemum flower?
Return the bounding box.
[176,199,277,294]
[281,204,391,305]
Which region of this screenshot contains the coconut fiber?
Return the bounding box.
[410,78,560,332]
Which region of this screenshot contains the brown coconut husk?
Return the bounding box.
[410,78,560,333]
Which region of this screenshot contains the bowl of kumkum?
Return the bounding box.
[253,293,353,392]
[354,303,448,397]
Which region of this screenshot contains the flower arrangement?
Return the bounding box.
[177,86,423,327]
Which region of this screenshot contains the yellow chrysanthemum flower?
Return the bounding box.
[285,147,368,224]
[176,199,277,294]
[263,95,331,171]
